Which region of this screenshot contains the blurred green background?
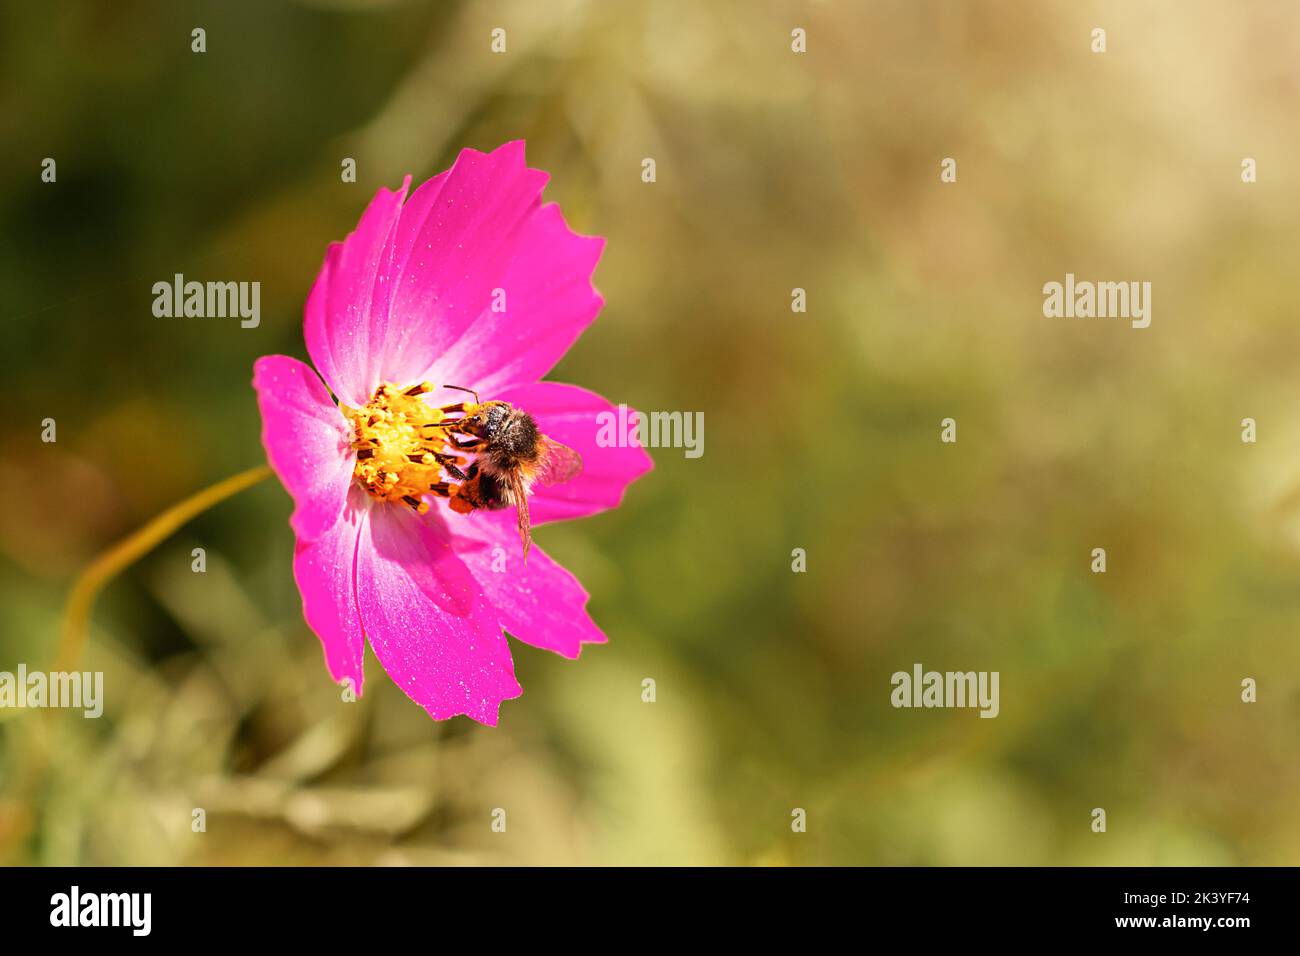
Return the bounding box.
[3,0,1300,865]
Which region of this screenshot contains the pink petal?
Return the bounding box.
[364,168,451,386]
[252,355,355,541]
[426,201,605,395]
[356,504,519,725]
[494,382,654,526]
[381,141,550,388]
[451,511,606,658]
[302,143,553,407]
[292,486,368,696]
[303,178,411,407]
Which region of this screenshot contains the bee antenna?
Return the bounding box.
[442,384,480,405]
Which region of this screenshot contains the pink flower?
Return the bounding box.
[252,142,651,726]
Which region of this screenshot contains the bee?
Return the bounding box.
[427,386,583,558]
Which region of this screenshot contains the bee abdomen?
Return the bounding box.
[477,471,512,509]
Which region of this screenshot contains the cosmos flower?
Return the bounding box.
[252,141,651,725]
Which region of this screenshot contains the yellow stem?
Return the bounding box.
[55,464,273,673]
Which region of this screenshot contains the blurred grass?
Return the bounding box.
[2,0,1300,865]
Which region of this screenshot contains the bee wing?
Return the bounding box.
[531,436,584,488]
[510,437,580,560]
[507,469,533,560]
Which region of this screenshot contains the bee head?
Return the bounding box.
[456,400,513,439]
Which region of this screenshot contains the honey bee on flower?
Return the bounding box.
[252,142,651,726]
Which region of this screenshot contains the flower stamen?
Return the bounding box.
[345,382,454,514]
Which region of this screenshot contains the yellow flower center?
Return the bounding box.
[344,382,455,514]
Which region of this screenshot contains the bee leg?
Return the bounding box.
[427,452,467,480]
[430,478,479,515]
[450,436,487,451]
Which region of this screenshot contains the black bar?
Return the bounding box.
[0,867,1288,941]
